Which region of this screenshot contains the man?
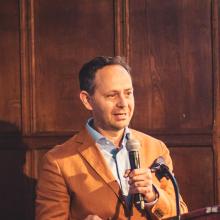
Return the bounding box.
[36,56,188,219]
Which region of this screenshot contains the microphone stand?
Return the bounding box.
[154,164,181,220]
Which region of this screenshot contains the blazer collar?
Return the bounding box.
[75,128,124,202]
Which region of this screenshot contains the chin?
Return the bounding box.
[112,121,130,130]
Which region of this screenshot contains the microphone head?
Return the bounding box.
[150,156,166,172]
[155,156,165,166]
[126,138,141,152]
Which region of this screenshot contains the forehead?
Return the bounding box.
[94,64,133,91]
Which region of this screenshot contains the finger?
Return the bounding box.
[124,169,131,177]
[128,168,145,177]
[128,168,152,177]
[129,185,153,195]
[129,174,152,183]
[129,184,157,203]
[128,179,153,187]
[128,172,152,184]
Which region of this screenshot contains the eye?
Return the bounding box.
[125,90,133,96]
[106,93,116,98]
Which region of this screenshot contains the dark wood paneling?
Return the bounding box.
[151,132,212,147]
[0,1,21,132]
[32,0,115,133]
[213,0,220,204]
[129,0,213,132]
[32,149,50,179]
[170,146,215,211]
[0,149,36,220]
[0,0,218,219]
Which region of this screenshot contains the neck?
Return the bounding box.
[92,124,125,148]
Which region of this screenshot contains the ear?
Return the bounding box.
[79,91,93,111]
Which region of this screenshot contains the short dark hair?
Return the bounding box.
[79,56,131,95]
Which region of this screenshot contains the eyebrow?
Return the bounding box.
[108,88,133,92]
[105,88,133,94]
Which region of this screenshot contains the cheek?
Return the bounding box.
[93,102,112,115]
[91,96,115,115]
[129,98,135,109]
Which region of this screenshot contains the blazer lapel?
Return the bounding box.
[75,129,124,203]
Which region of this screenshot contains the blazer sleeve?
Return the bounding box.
[149,141,188,219]
[35,152,70,220]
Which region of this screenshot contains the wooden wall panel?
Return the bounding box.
[0,0,218,219]
[213,0,220,204]
[170,147,215,211]
[32,0,116,133]
[0,0,21,132]
[32,149,49,179]
[129,0,213,132]
[0,148,36,220]
[217,0,220,204]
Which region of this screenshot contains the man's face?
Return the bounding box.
[84,64,134,132]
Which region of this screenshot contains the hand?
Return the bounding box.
[84,215,103,220]
[124,168,156,202]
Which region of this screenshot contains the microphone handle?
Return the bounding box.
[129,151,140,170]
[129,151,145,210]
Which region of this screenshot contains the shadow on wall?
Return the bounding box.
[0,121,36,220]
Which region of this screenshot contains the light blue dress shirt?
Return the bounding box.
[86,118,131,198]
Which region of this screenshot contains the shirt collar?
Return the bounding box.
[86,118,130,148]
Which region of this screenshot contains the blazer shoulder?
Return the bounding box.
[44,129,89,160]
[130,128,162,143]
[130,128,168,151]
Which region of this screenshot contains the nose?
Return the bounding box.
[116,94,127,108]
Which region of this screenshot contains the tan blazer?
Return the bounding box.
[36,128,188,220]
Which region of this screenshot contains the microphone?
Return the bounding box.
[150,156,181,220]
[150,156,170,180]
[126,134,145,210]
[150,156,166,172]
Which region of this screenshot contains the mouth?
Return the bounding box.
[113,113,127,116]
[113,113,128,120]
